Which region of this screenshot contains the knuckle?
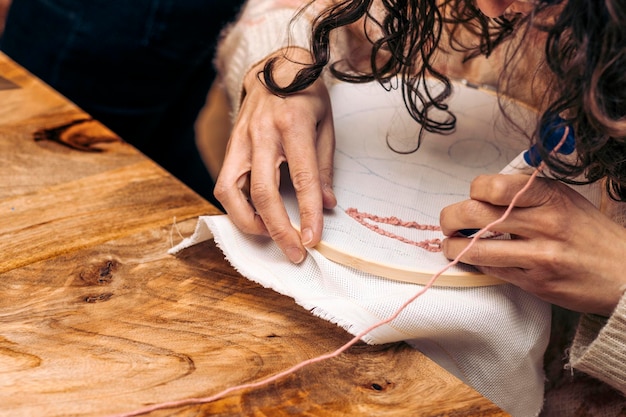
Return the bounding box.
[537,213,571,240]
[461,200,490,223]
[543,182,567,207]
[469,175,488,198]
[248,181,273,208]
[439,204,461,231]
[247,121,273,143]
[318,166,334,183]
[439,206,451,224]
[548,219,569,238]
[298,205,321,225]
[478,175,509,201]
[267,224,294,243]
[290,169,317,192]
[534,241,563,267]
[522,268,556,298]
[236,219,260,235]
[464,242,486,264]
[213,181,228,201]
[274,108,306,131]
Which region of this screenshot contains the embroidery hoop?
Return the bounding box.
[283,79,538,287]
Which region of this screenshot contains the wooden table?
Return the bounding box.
[0,52,509,417]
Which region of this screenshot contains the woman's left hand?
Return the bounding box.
[440,174,626,316]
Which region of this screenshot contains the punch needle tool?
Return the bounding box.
[456,115,575,237]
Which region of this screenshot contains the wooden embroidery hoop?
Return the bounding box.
[312,239,503,287]
[284,79,538,288]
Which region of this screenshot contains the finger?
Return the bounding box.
[248,131,306,264]
[441,237,536,269]
[214,134,268,237]
[317,110,337,210]
[439,200,508,237]
[441,174,569,237]
[281,112,326,249]
[469,174,556,208]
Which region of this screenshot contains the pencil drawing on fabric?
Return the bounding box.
[283,78,535,286]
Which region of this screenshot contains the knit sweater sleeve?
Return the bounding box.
[569,290,626,395]
[215,0,329,117]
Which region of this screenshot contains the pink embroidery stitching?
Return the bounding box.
[345,207,442,252]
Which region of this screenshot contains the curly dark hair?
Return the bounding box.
[261,0,626,201]
[542,0,626,200]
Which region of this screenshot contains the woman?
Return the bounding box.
[215,0,626,413]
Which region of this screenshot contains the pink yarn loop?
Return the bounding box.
[345,207,442,252]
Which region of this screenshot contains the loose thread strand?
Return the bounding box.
[168,216,185,250]
[111,128,568,417]
[109,170,541,417]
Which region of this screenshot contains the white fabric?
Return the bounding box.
[295,81,537,277]
[169,215,550,417]
[168,82,573,416]
[287,81,601,278]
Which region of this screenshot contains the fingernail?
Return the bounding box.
[301,228,313,246]
[286,247,305,264]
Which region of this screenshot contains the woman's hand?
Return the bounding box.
[440,174,626,316]
[214,49,336,264]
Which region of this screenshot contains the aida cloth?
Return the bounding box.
[168,82,576,416]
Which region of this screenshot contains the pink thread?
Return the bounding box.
[110,129,568,417]
[345,207,442,252]
[107,170,540,417]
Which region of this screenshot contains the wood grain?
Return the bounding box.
[0,160,213,274]
[0,53,218,273]
[0,51,510,416]
[0,220,506,416]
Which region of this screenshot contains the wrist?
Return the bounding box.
[243,47,313,94]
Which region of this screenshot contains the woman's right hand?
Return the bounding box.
[214,49,337,264]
